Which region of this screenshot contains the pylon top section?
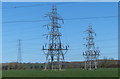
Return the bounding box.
[44,5,64,28]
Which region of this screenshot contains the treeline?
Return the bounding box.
[2,63,44,70]
[2,59,119,70]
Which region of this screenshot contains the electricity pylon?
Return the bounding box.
[42,5,69,70]
[17,39,22,63]
[83,24,100,70]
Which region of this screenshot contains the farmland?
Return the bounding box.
[2,68,118,77]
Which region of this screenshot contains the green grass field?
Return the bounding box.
[2,68,119,77]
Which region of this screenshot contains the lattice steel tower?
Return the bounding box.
[83,25,100,70]
[17,39,22,63]
[42,5,69,70]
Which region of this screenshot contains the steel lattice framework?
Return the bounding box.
[83,25,100,70]
[17,39,22,63]
[42,5,69,70]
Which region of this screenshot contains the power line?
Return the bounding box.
[2,19,49,23]
[2,3,68,9]
[3,35,117,43]
[64,16,118,20]
[2,16,118,24]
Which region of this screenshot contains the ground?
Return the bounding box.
[2,68,119,77]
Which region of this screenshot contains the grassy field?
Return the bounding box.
[2,68,119,77]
